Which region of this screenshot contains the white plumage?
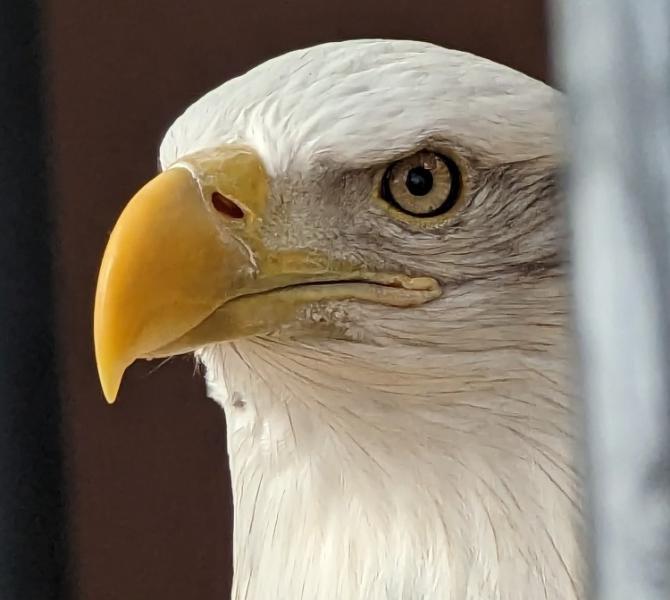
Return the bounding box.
[162,40,580,599]
[160,40,559,174]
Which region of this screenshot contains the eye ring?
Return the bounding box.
[380,151,462,217]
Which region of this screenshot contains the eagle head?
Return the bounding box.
[94,40,579,599]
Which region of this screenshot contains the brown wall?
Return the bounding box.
[46,2,549,598]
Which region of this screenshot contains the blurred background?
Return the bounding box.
[43,2,547,598]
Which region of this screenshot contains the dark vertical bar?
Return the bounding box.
[0,1,68,598]
[551,1,670,599]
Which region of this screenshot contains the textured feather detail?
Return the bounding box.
[198,273,582,599]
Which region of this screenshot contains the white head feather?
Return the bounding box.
[160,40,581,600]
[160,39,558,174]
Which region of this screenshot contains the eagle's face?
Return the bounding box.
[95,40,565,402]
[94,40,580,599]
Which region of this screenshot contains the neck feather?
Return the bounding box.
[198,303,583,599]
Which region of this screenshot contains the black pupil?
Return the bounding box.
[405,167,433,196]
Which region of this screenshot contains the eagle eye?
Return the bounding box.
[381,151,461,217]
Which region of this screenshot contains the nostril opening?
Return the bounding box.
[211,192,245,219]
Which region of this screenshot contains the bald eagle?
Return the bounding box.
[94,40,582,599]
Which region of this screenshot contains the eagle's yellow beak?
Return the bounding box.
[94,146,267,403]
[94,144,441,404]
